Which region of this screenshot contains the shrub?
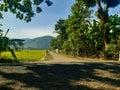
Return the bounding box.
[104,44,120,60]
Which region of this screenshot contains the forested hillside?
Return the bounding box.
[24,36,54,49]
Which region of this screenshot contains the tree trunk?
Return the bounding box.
[103,28,109,47]
[96,0,109,48]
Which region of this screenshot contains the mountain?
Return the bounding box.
[23,36,55,49]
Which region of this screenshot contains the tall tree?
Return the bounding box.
[82,0,120,48]
[53,19,68,50]
[64,0,92,56]
[109,14,120,44]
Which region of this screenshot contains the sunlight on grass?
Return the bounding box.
[1,50,46,61]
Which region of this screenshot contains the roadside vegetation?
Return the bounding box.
[51,0,120,60]
[0,0,53,63]
[0,50,46,62]
[0,0,119,90]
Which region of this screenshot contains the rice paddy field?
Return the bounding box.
[1,50,46,62]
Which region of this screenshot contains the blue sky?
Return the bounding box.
[0,0,120,39]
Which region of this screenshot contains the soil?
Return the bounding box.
[0,52,120,90]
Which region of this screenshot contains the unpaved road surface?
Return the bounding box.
[41,52,82,64]
[0,52,120,90]
[42,51,118,64]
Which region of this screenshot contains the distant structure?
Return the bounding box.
[56,48,59,53]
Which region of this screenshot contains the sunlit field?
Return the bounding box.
[1,50,46,61]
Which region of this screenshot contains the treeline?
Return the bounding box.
[51,0,120,60]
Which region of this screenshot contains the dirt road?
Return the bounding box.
[0,52,120,90]
[41,51,118,64]
[42,52,81,64]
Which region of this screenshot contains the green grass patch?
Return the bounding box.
[1,50,46,62]
[45,51,53,60]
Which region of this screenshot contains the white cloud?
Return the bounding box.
[7,27,57,39]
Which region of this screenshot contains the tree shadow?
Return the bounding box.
[0,62,120,90]
[0,86,14,90]
[0,82,16,90]
[0,58,19,63]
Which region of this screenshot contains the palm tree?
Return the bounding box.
[82,0,120,47]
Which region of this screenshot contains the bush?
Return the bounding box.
[104,44,120,60]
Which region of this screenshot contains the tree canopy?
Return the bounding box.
[82,0,120,8]
[51,0,120,60]
[0,0,53,59]
[0,0,53,22]
[81,0,120,47]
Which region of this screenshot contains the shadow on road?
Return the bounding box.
[0,62,120,90]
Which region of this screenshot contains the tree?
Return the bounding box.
[51,0,120,59]
[51,19,68,50]
[102,14,120,59]
[109,14,120,44]
[87,20,104,51]
[51,38,61,50]
[0,0,53,22]
[82,0,120,48]
[0,30,17,59]
[17,40,24,50]
[0,0,52,59]
[9,39,25,51]
[64,0,92,56]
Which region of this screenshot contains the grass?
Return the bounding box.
[1,50,46,62]
[45,51,53,60]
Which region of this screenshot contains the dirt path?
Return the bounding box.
[42,51,81,64]
[41,51,118,64]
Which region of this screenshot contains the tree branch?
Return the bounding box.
[95,0,102,9]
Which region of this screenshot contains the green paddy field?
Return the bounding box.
[1,50,47,61]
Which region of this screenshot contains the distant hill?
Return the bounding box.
[23,36,55,49]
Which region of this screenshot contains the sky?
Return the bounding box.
[0,0,120,39]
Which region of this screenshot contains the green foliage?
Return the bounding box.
[0,0,52,22]
[51,19,68,50]
[0,37,17,59]
[51,0,120,60]
[81,0,96,7]
[62,40,71,55]
[51,38,60,49]
[0,30,17,59]
[64,0,93,56]
[7,47,17,59]
[9,39,24,51]
[109,14,120,44]
[82,0,120,48]
[55,19,66,35]
[86,20,104,52]
[104,45,120,60]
